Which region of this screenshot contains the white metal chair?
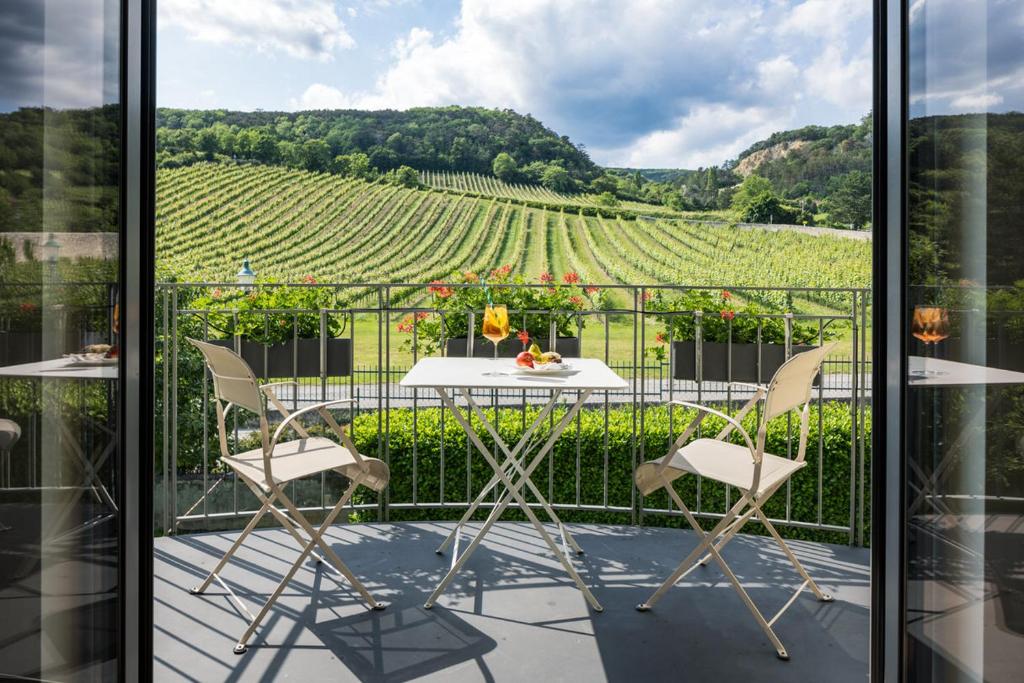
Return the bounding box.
[634,343,837,660]
[187,339,389,654]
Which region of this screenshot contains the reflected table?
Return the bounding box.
[400,357,627,612]
[0,358,118,538]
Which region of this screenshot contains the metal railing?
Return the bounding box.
[156,282,871,544]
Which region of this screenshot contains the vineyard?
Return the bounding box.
[420,170,682,217]
[156,163,871,309]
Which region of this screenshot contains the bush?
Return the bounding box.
[214,401,866,543]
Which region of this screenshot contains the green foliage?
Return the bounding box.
[646,289,832,346]
[400,266,603,354]
[540,164,575,193]
[188,281,349,343]
[825,170,872,229]
[156,106,600,183]
[492,152,517,182]
[342,402,867,539]
[730,175,775,214]
[595,191,619,207]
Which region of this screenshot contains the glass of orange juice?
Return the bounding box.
[481,304,509,373]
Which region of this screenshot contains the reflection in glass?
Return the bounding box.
[0,0,122,679]
[905,1,1024,680]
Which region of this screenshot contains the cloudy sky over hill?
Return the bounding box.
[157,0,876,167]
[2,0,1015,169]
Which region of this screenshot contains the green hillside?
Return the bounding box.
[156,163,870,310]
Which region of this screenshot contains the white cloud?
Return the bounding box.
[159,0,355,61]
[291,83,360,109]
[599,104,791,169]
[781,0,870,41]
[949,92,1004,110]
[757,56,800,95]
[804,45,872,109]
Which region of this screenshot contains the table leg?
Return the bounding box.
[426,387,602,611]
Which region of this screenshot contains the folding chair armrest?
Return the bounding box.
[269,399,366,467]
[728,382,768,394]
[668,400,759,462]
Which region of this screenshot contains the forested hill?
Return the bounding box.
[730,115,872,195]
[156,106,600,182]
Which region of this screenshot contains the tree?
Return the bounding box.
[742,191,798,224]
[196,128,219,160]
[730,174,775,214]
[492,152,517,182]
[825,170,871,229]
[301,139,331,172]
[589,174,619,194]
[393,165,420,188]
[540,165,574,193]
[334,152,373,180]
[595,191,619,207]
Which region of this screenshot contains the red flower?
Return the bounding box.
[464,271,479,283]
[415,311,429,321]
[396,316,414,333]
[721,290,732,300]
[585,286,600,296]
[18,302,37,313]
[569,295,584,309]
[517,330,530,345]
[642,290,653,302]
[490,264,512,280]
[655,332,667,344]
[303,274,317,284]
[562,272,580,285]
[721,309,735,321]
[211,288,222,299]
[539,271,554,283]
[428,280,453,298]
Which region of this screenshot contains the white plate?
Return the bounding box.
[508,362,574,375]
[64,354,118,366]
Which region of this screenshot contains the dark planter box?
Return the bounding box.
[0,331,42,366]
[672,340,815,382]
[446,336,580,359]
[210,338,352,377]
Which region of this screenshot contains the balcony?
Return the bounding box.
[154,521,869,680]
[3,281,872,677]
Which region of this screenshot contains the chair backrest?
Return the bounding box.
[763,343,837,422]
[188,339,264,415]
[0,418,20,452]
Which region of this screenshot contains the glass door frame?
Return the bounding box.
[121,0,157,679]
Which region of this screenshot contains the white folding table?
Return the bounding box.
[400,356,628,612]
[0,358,119,537]
[907,355,1024,517]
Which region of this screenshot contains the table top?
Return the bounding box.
[0,358,118,380]
[908,356,1024,387]
[400,357,628,391]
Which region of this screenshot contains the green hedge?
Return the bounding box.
[342,402,868,544]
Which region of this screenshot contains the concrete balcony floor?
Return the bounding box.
[154,522,869,682]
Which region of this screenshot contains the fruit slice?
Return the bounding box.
[529,342,543,361]
[515,351,535,368]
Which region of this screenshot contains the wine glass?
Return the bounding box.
[481,304,510,374]
[911,306,949,376]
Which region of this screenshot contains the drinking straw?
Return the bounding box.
[482,278,493,307]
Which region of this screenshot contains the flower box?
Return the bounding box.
[209,338,352,378]
[445,336,580,359]
[671,340,815,382]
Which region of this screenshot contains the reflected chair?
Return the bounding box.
[0,418,20,532]
[634,343,837,660]
[187,339,389,654]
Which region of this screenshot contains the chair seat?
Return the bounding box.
[635,438,805,497]
[223,437,389,493]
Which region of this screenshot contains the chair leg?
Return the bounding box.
[755,507,832,602]
[232,477,383,655]
[637,495,748,610]
[190,494,275,595]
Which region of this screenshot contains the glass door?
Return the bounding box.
[904,0,1024,680]
[0,1,124,679]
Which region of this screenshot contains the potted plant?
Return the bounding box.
[191,277,352,378]
[648,289,829,382]
[399,266,603,358]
